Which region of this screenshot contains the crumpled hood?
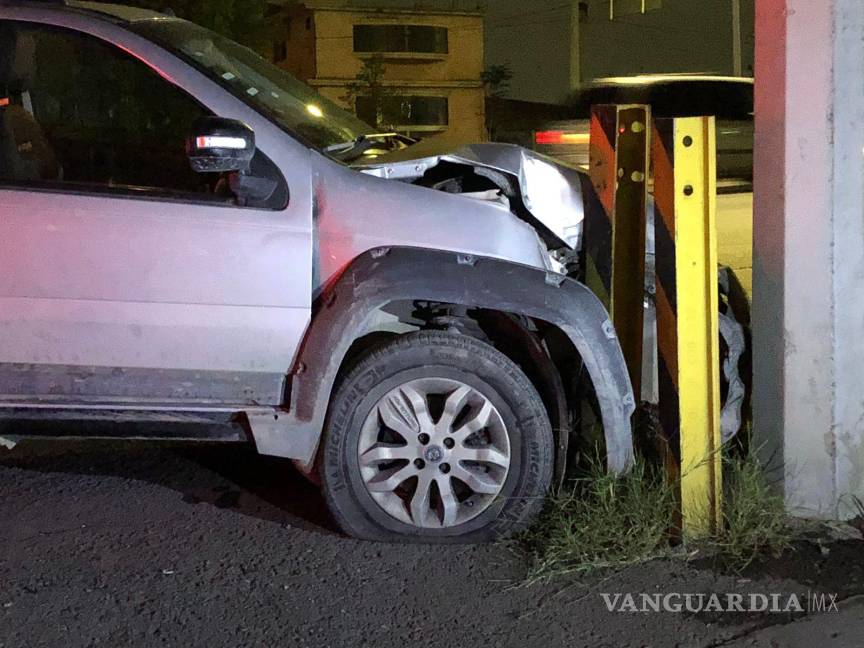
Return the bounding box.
[358,142,586,250]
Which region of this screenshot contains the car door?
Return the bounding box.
[0,18,312,406]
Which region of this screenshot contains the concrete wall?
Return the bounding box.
[753,0,864,518]
[312,9,484,81]
[280,5,317,82]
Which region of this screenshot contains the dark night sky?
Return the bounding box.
[282,0,754,104]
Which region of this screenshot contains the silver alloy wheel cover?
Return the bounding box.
[357,377,512,529]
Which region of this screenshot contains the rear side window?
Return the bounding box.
[0,20,216,198]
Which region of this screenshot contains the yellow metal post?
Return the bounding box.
[653,117,722,538]
[676,117,722,537]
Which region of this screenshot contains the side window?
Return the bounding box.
[0,21,216,198]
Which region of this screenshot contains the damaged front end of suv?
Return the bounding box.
[355,140,746,446]
[275,141,638,489]
[359,142,588,279]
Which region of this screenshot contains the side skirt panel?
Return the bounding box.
[0,403,302,451]
[0,363,286,406]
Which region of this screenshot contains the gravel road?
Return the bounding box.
[1,437,862,648]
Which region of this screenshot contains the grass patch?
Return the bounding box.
[523,446,794,582]
[702,448,792,569]
[522,456,677,583]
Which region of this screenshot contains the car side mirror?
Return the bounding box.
[186,117,255,173]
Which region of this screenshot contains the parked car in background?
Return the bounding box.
[528,75,754,185]
[487,75,752,426]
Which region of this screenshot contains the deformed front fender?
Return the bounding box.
[259,247,635,473]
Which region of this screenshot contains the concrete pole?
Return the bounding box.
[731,0,743,76]
[570,0,581,89]
[753,0,864,518]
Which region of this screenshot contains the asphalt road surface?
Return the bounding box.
[1,436,862,648]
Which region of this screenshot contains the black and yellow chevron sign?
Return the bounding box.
[585,104,650,398]
[585,107,723,540]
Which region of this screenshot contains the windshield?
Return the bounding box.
[131,19,373,151]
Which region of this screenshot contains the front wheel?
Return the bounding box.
[320,331,554,542]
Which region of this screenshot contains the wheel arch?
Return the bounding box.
[254,247,634,474]
[325,304,573,485]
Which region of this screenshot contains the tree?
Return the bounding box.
[341,55,398,130]
[482,64,514,141]
[481,64,513,99]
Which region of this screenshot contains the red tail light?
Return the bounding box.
[534,131,590,145]
[535,130,564,145]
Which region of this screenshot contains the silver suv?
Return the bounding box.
[0,1,633,542]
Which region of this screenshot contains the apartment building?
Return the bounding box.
[272,0,486,143]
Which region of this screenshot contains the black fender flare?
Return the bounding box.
[268,247,635,473]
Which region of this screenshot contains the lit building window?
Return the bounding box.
[355,95,449,132]
[609,0,662,19]
[353,25,448,54]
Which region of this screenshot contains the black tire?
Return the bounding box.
[320,331,554,543]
